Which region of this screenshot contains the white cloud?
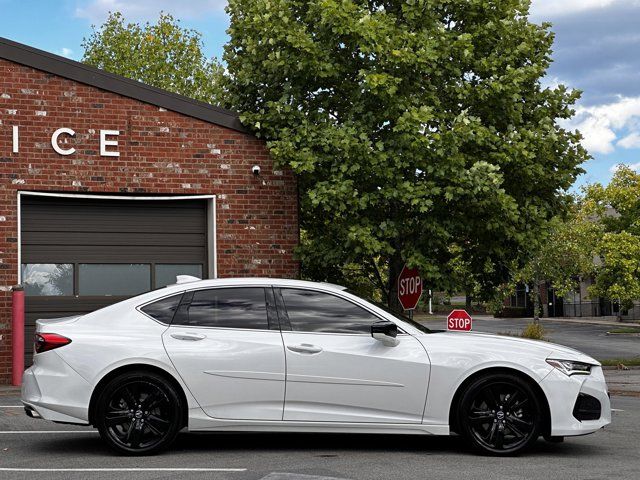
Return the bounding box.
[562,96,640,154]
[541,76,572,90]
[75,0,227,24]
[58,47,73,58]
[530,0,634,19]
[618,132,640,149]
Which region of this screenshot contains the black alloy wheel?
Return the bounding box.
[458,373,542,455]
[96,371,183,455]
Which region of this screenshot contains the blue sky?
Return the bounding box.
[1,0,639,190]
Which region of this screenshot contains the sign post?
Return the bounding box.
[397,265,423,314]
[447,309,473,331]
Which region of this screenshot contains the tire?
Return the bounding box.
[95,371,184,455]
[457,372,542,456]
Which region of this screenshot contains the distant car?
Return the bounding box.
[22,278,611,455]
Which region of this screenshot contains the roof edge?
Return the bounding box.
[0,37,247,133]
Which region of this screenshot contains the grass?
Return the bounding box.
[599,357,640,367]
[607,327,640,334]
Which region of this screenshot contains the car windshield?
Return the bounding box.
[345,289,432,334]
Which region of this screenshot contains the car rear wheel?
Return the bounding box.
[457,372,542,455]
[95,371,183,455]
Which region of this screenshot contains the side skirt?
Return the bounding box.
[187,408,450,436]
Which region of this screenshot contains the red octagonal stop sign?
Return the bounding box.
[397,265,423,310]
[447,309,473,331]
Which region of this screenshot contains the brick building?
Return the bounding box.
[0,37,299,383]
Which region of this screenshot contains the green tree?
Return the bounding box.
[583,166,640,310]
[516,211,600,320]
[224,0,587,308]
[516,166,640,318]
[82,12,225,104]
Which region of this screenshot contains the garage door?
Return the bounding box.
[20,194,209,366]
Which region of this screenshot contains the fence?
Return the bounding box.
[563,299,640,321]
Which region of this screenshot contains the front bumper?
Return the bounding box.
[539,365,611,436]
[21,351,91,425]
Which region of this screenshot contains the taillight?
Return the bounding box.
[34,333,72,353]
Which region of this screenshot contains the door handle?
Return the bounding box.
[170,332,206,341]
[287,343,323,354]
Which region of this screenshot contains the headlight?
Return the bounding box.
[546,359,593,376]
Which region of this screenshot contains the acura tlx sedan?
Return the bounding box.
[22,278,611,456]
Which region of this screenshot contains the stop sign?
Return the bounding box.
[447,309,473,331]
[397,265,423,310]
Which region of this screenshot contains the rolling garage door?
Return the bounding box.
[20,194,209,365]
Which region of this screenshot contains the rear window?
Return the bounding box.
[140,293,183,324]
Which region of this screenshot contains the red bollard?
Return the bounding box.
[12,286,25,386]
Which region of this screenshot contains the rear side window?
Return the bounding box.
[280,288,380,334]
[175,287,268,329]
[140,293,183,324]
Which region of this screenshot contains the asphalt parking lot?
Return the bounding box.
[419,316,640,360]
[0,390,638,480]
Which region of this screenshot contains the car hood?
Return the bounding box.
[430,330,599,365]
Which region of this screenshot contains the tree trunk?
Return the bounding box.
[465,289,472,310]
[533,276,540,325]
[387,253,405,313]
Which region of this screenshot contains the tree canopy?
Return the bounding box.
[516,166,640,313]
[223,0,588,306]
[82,12,225,105]
[583,167,640,309]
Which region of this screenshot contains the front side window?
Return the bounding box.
[140,293,183,324]
[22,263,73,296]
[175,287,268,329]
[281,288,380,334]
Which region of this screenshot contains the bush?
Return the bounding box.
[521,322,545,340]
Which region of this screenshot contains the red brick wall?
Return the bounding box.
[0,59,299,383]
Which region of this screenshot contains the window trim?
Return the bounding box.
[274,286,399,336]
[169,285,276,331]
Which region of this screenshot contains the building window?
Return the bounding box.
[21,264,73,296]
[509,284,528,309]
[78,264,151,296]
[155,264,203,288]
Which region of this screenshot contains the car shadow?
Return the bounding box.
[22,431,602,458]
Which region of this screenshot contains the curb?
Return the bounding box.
[602,365,640,370]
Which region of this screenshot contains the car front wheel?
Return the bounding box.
[95,371,183,455]
[457,372,542,455]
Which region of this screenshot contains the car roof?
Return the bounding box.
[167,277,347,292]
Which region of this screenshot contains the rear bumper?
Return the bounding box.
[540,366,611,437]
[21,351,91,425]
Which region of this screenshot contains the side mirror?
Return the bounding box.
[371,321,399,347]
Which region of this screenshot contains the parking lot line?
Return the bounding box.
[0,405,23,408]
[0,430,96,434]
[0,468,247,472]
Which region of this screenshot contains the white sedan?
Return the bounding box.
[21,278,611,455]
